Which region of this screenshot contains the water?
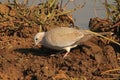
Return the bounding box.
[66,0,106,29]
[0,0,108,29]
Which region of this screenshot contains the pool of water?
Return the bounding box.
[66,0,106,29]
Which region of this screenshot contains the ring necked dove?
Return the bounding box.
[34,27,110,58]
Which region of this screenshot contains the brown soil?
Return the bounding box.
[0,24,120,80]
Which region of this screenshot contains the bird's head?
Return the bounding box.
[34,32,45,46]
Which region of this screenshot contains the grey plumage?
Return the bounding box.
[34,27,93,57]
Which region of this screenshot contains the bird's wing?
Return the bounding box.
[42,27,84,48]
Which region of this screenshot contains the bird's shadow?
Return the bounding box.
[14,45,91,57]
[14,46,61,56]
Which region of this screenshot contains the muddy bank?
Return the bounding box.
[0,24,120,80]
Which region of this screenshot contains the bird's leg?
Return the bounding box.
[63,52,69,58]
[63,45,78,58]
[63,47,71,58]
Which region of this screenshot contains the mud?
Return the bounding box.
[0,24,120,80]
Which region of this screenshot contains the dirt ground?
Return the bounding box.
[0,24,120,80]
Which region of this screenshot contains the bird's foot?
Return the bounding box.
[63,52,69,58]
[50,54,56,57]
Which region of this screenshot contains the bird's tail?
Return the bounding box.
[78,30,113,43]
[80,30,113,36]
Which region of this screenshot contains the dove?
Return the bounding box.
[34,27,111,58]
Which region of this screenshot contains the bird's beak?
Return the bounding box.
[32,43,39,48]
[35,42,38,46]
[34,41,42,47]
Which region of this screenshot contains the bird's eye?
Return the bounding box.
[36,38,38,41]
